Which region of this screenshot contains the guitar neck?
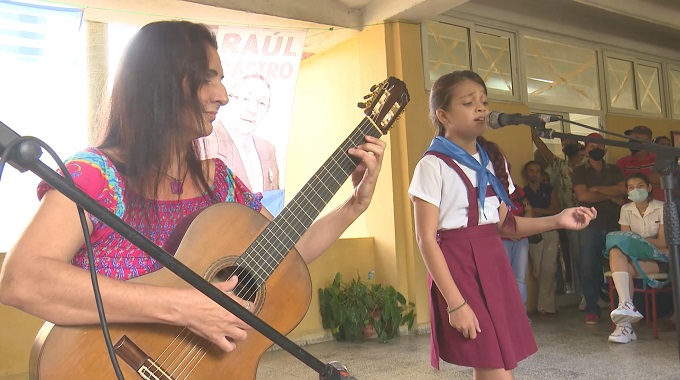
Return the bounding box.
[238,118,383,285]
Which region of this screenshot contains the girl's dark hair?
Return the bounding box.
[626,172,651,187]
[429,70,509,194]
[429,70,487,137]
[98,21,218,202]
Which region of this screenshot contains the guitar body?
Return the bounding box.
[29,203,312,380]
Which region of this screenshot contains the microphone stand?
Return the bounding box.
[0,121,349,380]
[537,126,680,359]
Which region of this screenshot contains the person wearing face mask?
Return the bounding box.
[603,173,669,343]
[530,128,586,297]
[572,133,627,325]
[616,126,663,201]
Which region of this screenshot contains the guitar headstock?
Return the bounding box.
[358,77,410,135]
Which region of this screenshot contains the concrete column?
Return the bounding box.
[85,20,108,145]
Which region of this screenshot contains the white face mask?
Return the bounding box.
[627,188,649,203]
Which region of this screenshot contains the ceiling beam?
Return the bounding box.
[572,0,680,31]
[362,0,469,25]
[182,0,363,28]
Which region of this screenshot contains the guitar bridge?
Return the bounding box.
[114,335,174,380]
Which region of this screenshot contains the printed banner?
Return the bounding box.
[199,26,307,216]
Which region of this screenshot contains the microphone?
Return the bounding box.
[486,111,559,129]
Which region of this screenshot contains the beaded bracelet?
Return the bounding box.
[446,300,467,314]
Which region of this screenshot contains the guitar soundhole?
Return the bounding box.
[213,264,260,302]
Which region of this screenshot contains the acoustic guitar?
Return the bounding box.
[29,77,410,379]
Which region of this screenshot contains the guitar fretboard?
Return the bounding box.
[235,118,382,290]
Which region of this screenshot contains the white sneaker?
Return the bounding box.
[608,324,637,344]
[610,301,644,324]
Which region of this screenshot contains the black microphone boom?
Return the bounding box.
[486,111,559,129]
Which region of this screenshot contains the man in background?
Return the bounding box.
[617,125,663,201]
[572,133,626,325]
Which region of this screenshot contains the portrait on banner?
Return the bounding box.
[199,27,306,216]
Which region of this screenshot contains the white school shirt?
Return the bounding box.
[408,153,515,230]
[618,199,664,238]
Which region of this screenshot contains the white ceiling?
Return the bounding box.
[182,0,680,59]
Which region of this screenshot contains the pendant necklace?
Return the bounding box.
[161,171,187,195]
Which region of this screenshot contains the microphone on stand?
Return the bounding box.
[486,111,559,129]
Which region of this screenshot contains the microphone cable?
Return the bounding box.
[0,136,125,380]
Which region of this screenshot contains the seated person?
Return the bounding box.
[604,173,668,344]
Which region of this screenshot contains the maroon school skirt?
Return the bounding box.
[429,224,537,370]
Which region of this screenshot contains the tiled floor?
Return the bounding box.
[256,307,680,379]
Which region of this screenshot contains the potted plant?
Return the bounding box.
[318,272,415,342]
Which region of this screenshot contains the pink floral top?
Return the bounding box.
[37,148,262,280]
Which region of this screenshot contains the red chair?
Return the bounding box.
[606,271,672,339]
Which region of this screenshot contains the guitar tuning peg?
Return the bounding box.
[363,94,372,100]
[357,102,367,109]
[369,84,378,92]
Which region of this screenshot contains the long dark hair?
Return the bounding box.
[98,21,217,201]
[429,70,510,195]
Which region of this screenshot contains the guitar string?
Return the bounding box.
[179,338,212,380]
[158,328,197,374]
[149,118,380,377]
[166,335,197,376]
[227,121,373,300]
[173,335,213,379]
[156,330,183,366]
[163,330,196,373]
[158,327,192,364]
[179,345,211,380]
[169,339,204,379]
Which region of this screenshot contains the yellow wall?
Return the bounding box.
[0,254,46,378]
[285,23,406,337]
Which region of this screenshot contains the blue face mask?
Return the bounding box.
[628,188,649,203]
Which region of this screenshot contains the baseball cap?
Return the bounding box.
[584,132,604,146]
[625,125,652,138]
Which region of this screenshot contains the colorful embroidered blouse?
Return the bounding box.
[37,148,263,280]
